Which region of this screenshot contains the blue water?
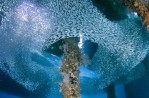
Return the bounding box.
[0,92,19,98]
[1,0,149,98]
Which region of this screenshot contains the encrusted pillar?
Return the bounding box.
[60,38,81,98]
[123,0,149,29]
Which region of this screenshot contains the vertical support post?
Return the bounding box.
[60,38,81,98]
[123,0,149,29]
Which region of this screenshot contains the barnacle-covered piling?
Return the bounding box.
[123,0,149,29]
[60,38,81,98]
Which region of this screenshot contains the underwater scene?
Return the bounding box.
[0,0,149,98]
